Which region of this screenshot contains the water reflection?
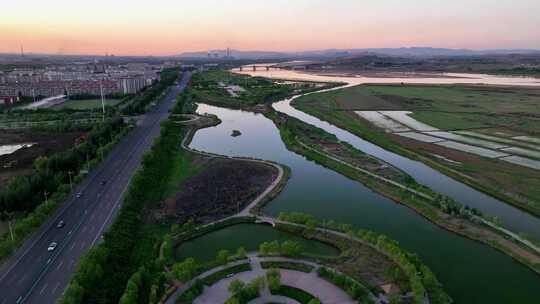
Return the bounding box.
[0,143,34,156]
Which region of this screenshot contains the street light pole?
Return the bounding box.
[68,171,73,190]
[8,220,14,242]
[44,191,49,206]
[100,81,106,122]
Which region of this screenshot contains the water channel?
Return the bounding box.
[186,71,540,303]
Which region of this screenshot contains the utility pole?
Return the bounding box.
[8,219,14,242]
[100,80,106,122]
[68,171,73,190]
[4,212,15,242]
[44,191,49,206]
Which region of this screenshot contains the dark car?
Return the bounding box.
[101,180,107,185]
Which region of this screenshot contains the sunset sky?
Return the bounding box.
[1,0,539,56]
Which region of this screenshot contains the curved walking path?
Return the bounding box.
[165,253,356,304]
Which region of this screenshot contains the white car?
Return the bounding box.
[47,242,58,252]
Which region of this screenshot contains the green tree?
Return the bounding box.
[266,269,281,291]
[228,279,245,295]
[172,258,197,282]
[236,247,247,259]
[224,298,240,304]
[217,249,230,265]
[259,242,270,255]
[267,240,280,254]
[281,240,302,257]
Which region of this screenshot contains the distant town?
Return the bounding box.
[0,60,184,106]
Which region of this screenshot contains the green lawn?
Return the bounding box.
[56,99,121,110]
[271,285,316,304]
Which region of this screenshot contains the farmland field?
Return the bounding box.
[293,84,540,215]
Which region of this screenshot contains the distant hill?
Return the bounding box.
[178,49,289,60]
[178,47,540,60]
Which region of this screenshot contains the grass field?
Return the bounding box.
[271,285,316,304]
[56,99,121,110]
[300,84,540,132]
[293,84,540,215]
[191,71,295,108]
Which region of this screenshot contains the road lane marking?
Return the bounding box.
[56,261,64,271]
[17,273,28,285]
[69,242,76,251]
[52,282,61,295]
[39,283,48,295]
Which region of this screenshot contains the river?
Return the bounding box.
[186,70,540,303]
[238,68,540,241]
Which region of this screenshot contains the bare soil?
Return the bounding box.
[0,129,84,191]
[159,157,278,224]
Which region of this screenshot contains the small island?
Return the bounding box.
[231,130,242,137]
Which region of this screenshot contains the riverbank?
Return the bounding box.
[264,111,540,275]
[186,71,540,303]
[291,84,540,218]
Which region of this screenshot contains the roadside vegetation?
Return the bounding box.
[121,67,180,115]
[0,68,181,264]
[62,91,194,303]
[62,87,284,304]
[0,118,127,261]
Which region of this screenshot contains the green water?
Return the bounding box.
[189,103,540,303]
[176,223,339,262]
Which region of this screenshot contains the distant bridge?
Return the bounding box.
[237,65,282,71]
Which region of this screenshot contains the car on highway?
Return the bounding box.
[76,192,82,198]
[101,180,107,185]
[56,220,65,228]
[47,242,58,252]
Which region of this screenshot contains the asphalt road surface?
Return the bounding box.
[0,72,191,304]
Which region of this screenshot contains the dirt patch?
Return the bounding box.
[158,157,277,224]
[0,129,84,191]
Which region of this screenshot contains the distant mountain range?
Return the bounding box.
[178,47,540,60]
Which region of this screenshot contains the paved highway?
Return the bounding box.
[0,72,191,304]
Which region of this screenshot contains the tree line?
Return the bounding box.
[63,90,189,304]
